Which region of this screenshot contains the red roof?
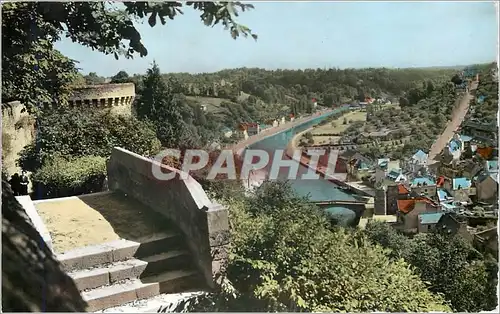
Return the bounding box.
[398,184,410,195]
[239,122,259,130]
[397,197,438,214]
[436,176,445,187]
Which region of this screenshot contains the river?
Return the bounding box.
[246,109,358,225]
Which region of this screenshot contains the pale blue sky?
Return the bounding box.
[56,1,499,76]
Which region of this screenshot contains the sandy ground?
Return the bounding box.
[35,192,173,254]
[311,110,367,135]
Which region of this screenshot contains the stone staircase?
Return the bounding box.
[58,230,205,312]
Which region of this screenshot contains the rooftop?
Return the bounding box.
[437,189,451,201]
[397,197,438,214]
[411,177,436,187]
[486,160,498,173]
[452,177,472,190]
[413,150,427,160]
[419,212,444,225]
[460,134,473,142]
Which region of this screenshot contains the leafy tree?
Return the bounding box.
[170,182,451,312]
[18,109,161,173]
[451,74,463,85]
[110,70,132,84]
[136,62,188,148]
[364,221,498,312]
[84,72,106,85]
[2,1,256,112]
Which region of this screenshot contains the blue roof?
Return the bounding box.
[378,158,390,166]
[437,189,450,201]
[387,169,402,179]
[419,212,444,224]
[486,160,498,173]
[413,150,427,159]
[441,202,458,211]
[411,177,435,187]
[452,177,471,190]
[449,139,461,152]
[460,135,473,142]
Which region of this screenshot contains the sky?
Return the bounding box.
[55,1,499,77]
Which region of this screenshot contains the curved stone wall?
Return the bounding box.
[47,83,135,116]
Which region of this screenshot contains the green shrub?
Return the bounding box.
[18,109,161,172]
[31,155,106,199]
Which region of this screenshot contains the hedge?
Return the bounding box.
[31,155,107,199]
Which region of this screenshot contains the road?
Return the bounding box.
[428,80,478,163]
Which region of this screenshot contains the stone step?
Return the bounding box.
[70,258,148,291]
[141,250,193,277]
[70,250,194,291]
[82,270,201,312]
[58,231,183,272]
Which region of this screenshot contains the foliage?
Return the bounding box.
[2,1,256,113]
[466,62,498,125]
[84,72,106,85]
[110,71,133,84]
[342,76,460,160]
[136,62,191,148]
[18,109,161,172]
[31,155,106,199]
[172,182,451,312]
[364,221,498,312]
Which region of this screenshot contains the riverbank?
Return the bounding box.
[285,123,376,198]
[232,110,333,155]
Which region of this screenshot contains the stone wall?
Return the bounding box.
[1,101,35,176]
[106,147,229,288]
[44,83,135,116]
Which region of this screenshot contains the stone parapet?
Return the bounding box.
[43,83,135,116]
[106,147,229,289]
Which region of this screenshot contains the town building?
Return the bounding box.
[221,127,233,138]
[396,197,440,232]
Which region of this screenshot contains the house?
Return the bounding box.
[386,169,406,183]
[412,150,428,167]
[446,177,474,203]
[417,212,444,233]
[238,122,260,140]
[410,177,437,199]
[473,227,498,257]
[474,172,498,203]
[447,138,462,160]
[461,121,498,144]
[200,104,207,112]
[397,197,440,231]
[435,213,473,241]
[221,127,233,138]
[338,150,372,177]
[485,160,498,176]
[280,117,286,125]
[452,177,472,192]
[476,146,494,159]
[384,183,410,215]
[437,188,453,204]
